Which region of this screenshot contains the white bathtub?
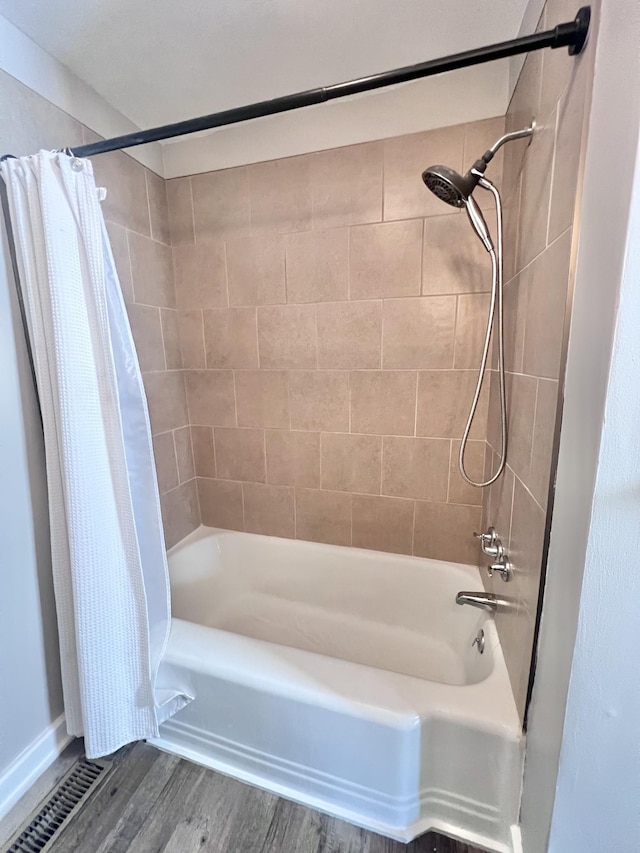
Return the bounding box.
[151,527,523,852]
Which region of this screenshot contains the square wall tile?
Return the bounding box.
[146,169,170,246]
[192,166,251,242]
[198,478,244,530]
[449,440,485,506]
[383,125,465,220]
[144,371,188,434]
[214,427,266,482]
[317,301,381,369]
[295,488,352,546]
[243,482,295,538]
[235,370,290,429]
[529,378,559,509]
[204,308,259,369]
[522,229,572,380]
[350,220,422,300]
[422,213,489,296]
[352,495,414,555]
[161,309,182,370]
[517,106,556,270]
[509,477,547,617]
[289,371,349,432]
[174,425,195,483]
[321,433,381,495]
[106,221,133,303]
[257,304,317,369]
[266,430,320,488]
[506,373,538,483]
[185,370,236,426]
[454,293,492,369]
[173,240,227,309]
[549,75,585,242]
[285,228,349,303]
[160,480,199,549]
[226,233,286,306]
[350,371,417,436]
[166,177,194,246]
[249,155,312,234]
[416,370,488,440]
[152,432,179,494]
[382,297,456,369]
[502,270,528,374]
[413,501,482,564]
[93,149,150,237]
[310,141,383,228]
[191,425,216,478]
[382,436,450,502]
[504,51,543,201]
[128,304,165,372]
[129,233,175,308]
[177,310,206,369]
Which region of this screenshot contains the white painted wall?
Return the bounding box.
[547,130,640,853]
[0,220,70,823]
[0,14,162,174]
[520,0,640,849]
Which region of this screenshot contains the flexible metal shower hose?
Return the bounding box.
[458,177,507,487]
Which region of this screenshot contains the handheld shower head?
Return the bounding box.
[422,121,536,208]
[421,164,479,208]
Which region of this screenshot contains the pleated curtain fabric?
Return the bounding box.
[0,151,189,758]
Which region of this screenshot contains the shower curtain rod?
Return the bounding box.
[7,6,591,161]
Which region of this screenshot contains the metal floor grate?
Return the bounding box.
[5,757,112,853]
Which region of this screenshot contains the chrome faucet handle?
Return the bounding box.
[488,557,512,582]
[473,527,503,559]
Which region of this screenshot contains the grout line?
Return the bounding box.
[211,426,217,478]
[157,307,168,371]
[379,299,384,369]
[223,241,230,308]
[188,177,196,245]
[347,226,352,300]
[144,171,153,241]
[446,439,453,503]
[411,499,417,556]
[231,369,238,427]
[170,429,180,485]
[199,309,206,368]
[413,370,419,437]
[263,428,267,484]
[125,229,136,302]
[545,103,560,248]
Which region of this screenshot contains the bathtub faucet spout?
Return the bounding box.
[456,591,498,612]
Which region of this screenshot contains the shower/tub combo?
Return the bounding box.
[148,125,538,853]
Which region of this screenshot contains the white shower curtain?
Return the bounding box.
[1,151,189,758]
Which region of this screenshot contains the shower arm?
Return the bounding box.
[487,125,538,157]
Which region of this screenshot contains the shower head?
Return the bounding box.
[421,165,479,208]
[422,121,537,208]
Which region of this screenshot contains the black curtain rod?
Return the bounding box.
[65,6,590,159]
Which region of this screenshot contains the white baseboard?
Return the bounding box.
[0,714,72,823]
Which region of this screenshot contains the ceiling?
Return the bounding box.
[0,0,530,132]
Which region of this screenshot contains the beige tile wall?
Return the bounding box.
[84,132,199,549]
[480,0,596,720]
[167,116,510,564]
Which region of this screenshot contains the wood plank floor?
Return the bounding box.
[32,743,490,853]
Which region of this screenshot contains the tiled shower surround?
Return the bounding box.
[480,0,596,717]
[157,117,511,564]
[0,0,594,735]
